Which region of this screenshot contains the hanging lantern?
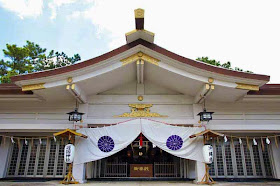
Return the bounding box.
[202,145,213,164]
[197,109,214,122]
[67,108,84,122]
[64,144,75,163]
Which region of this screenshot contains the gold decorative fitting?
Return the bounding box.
[115,104,167,118]
[134,8,144,18]
[125,29,155,37]
[138,52,143,57]
[138,95,143,101]
[236,83,259,91]
[208,77,214,84]
[67,77,73,83]
[22,83,45,91]
[121,52,160,66]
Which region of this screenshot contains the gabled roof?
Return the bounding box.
[11,39,270,82]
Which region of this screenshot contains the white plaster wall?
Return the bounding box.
[207,102,280,131]
[100,81,137,95]
[99,80,182,95]
[0,101,76,130]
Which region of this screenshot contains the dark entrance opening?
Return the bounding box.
[89,134,185,178]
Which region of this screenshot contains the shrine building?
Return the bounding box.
[0,8,280,184]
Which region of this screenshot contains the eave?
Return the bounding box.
[248,84,280,95]
[10,39,270,83]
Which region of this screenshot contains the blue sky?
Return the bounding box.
[0,0,111,61]
[1,0,280,83]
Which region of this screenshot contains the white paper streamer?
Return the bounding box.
[11,137,15,144]
[53,136,56,142]
[25,138,28,145]
[239,138,242,144]
[39,138,42,144]
[224,136,228,143]
[152,143,156,148]
[266,137,270,144]
[253,138,257,145]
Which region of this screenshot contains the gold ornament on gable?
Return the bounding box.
[115,104,167,118]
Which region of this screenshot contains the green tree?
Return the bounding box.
[0,41,81,83]
[196,57,253,73]
[3,44,32,74]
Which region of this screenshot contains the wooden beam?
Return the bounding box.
[194,84,214,104]
[66,84,87,104]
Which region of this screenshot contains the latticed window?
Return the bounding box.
[224,142,233,176]
[263,142,272,177]
[216,143,224,176]
[36,141,47,176]
[27,143,38,176]
[8,144,19,176]
[252,144,263,176]
[18,143,29,176]
[47,140,57,176]
[209,136,273,178]
[7,138,66,178]
[242,141,253,176]
[234,140,244,176]
[56,139,66,176]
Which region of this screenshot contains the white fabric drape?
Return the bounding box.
[74,119,141,164]
[74,119,205,164]
[141,119,205,162]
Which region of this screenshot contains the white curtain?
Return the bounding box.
[141,119,205,162]
[74,119,141,164]
[74,119,205,164]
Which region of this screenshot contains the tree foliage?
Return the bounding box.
[0,41,81,83]
[196,57,253,73]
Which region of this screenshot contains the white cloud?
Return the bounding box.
[69,0,280,83]
[48,0,77,20]
[0,0,43,19]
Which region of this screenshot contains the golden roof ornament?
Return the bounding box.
[115,104,167,118]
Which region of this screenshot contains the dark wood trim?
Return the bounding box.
[11,39,270,82]
[135,18,144,30]
[247,84,280,95]
[0,83,33,95]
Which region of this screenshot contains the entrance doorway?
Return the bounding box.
[89,135,187,178]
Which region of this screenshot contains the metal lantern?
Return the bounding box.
[67,108,84,122]
[197,109,214,122]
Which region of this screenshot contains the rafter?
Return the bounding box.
[194,84,215,104]
[66,84,87,104]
